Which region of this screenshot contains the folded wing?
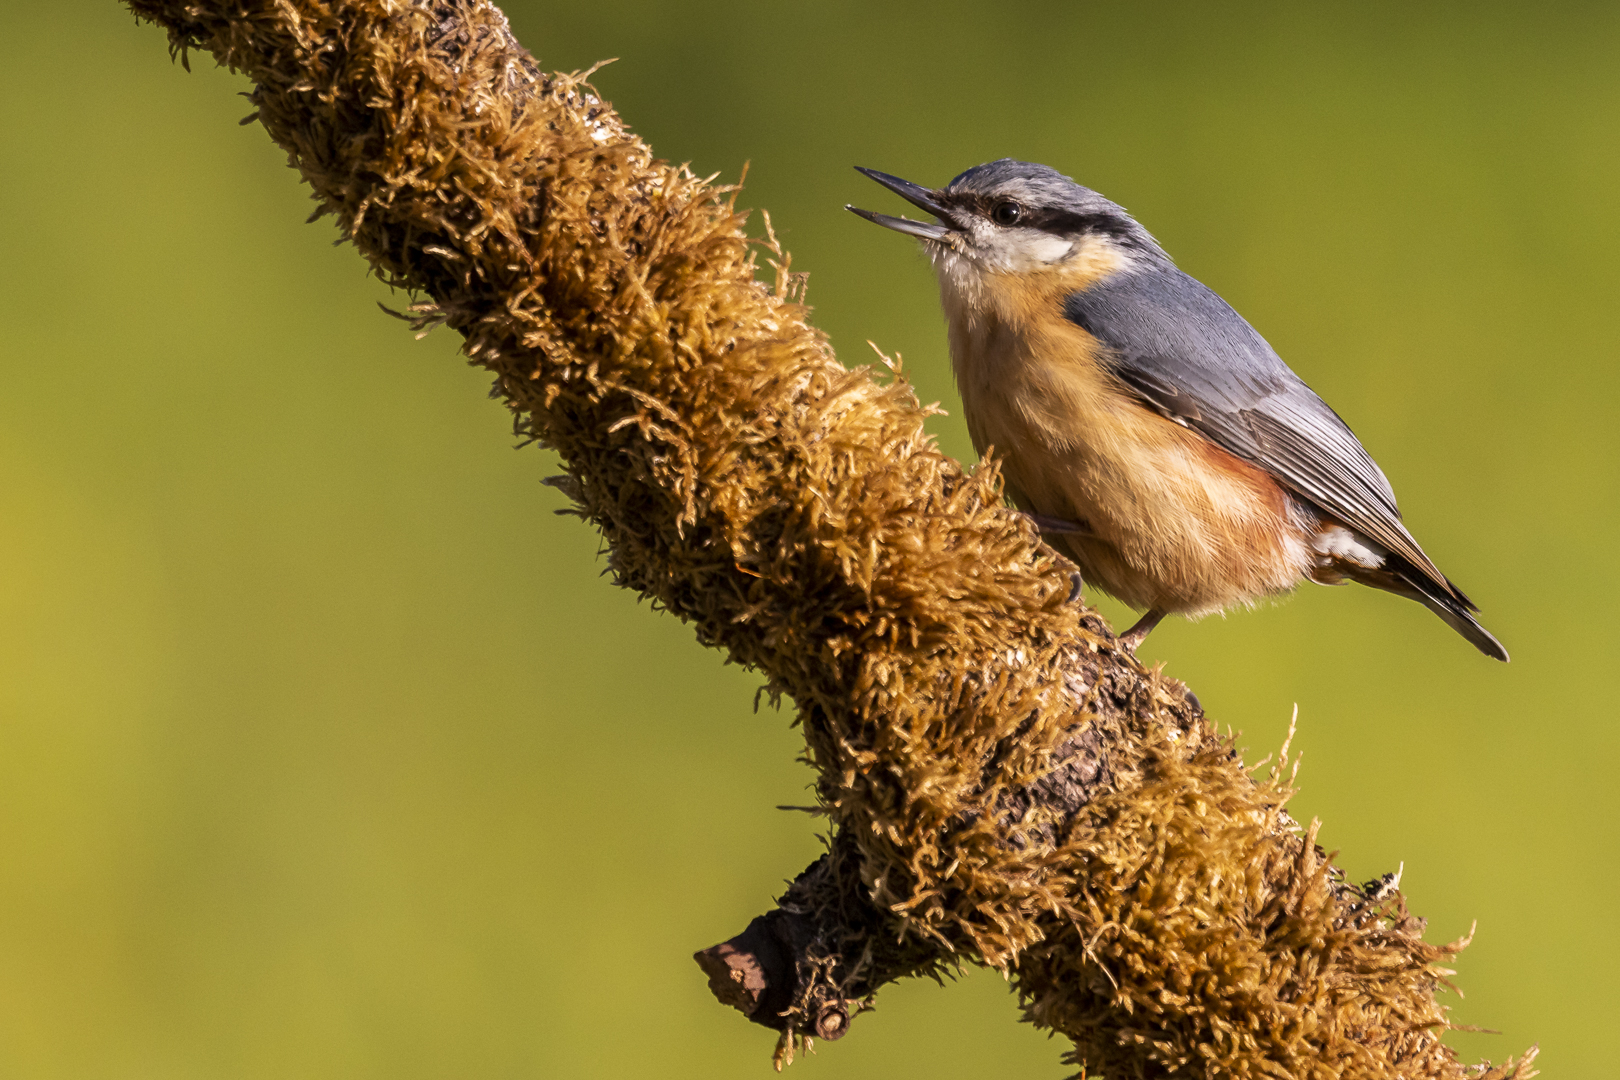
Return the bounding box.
[1062,267,1468,608]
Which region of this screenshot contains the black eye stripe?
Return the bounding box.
[1020,207,1135,239]
[944,193,1134,240]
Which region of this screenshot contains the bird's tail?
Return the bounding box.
[1343,562,1509,662]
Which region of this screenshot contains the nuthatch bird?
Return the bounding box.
[848,159,1507,660]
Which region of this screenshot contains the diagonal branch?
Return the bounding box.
[122,2,1535,1076]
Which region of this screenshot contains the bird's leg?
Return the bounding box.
[1024,512,1091,535]
[1117,608,1167,653]
[1066,572,1084,604]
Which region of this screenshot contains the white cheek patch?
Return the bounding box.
[1021,234,1077,266]
[1312,525,1385,570]
[985,229,1075,271]
[960,223,1078,272]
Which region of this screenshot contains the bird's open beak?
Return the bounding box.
[846,167,958,241]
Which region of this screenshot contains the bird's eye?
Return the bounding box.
[991,201,1024,226]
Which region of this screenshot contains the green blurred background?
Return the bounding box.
[0,2,1612,1076]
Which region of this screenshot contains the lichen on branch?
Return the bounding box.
[123,2,1535,1076]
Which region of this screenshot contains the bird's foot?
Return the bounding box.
[1025,512,1091,536]
[1117,609,1167,653]
[1066,572,1084,605]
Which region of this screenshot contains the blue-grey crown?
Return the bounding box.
[945,159,1162,253]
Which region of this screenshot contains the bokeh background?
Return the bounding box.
[0,2,1613,1076]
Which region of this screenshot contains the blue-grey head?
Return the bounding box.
[847,159,1166,278]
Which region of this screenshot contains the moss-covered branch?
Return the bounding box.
[122,2,1535,1075]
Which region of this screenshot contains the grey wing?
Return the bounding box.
[1063,267,1462,603]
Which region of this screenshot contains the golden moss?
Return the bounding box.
[125,2,1535,1076]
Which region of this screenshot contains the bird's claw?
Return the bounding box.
[1026,512,1091,536]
